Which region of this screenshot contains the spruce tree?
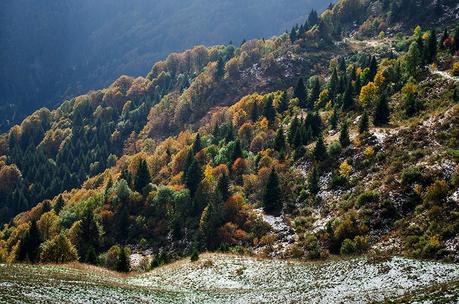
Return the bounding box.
[329,108,339,130]
[134,159,151,193]
[294,78,308,108]
[277,91,289,113]
[290,27,297,42]
[185,158,203,196]
[454,26,459,52]
[215,57,225,80]
[54,195,65,214]
[231,140,243,162]
[314,134,327,161]
[339,121,350,147]
[192,133,202,154]
[78,209,100,262]
[250,102,259,122]
[274,127,286,153]
[310,77,321,105]
[358,111,369,135]
[217,173,230,202]
[288,117,299,144]
[308,165,320,195]
[263,169,282,215]
[373,95,390,126]
[426,29,437,64]
[369,56,378,81]
[440,29,448,50]
[308,10,319,26]
[116,247,130,273]
[263,95,276,123]
[342,80,354,111]
[329,68,338,100]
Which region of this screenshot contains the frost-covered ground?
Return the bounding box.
[1,254,459,303]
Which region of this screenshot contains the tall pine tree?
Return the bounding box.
[373,95,390,126]
[134,159,151,193]
[294,78,308,108]
[263,169,282,215]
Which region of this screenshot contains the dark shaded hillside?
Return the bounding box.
[0,0,331,132]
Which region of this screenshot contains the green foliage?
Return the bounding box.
[294,78,308,108]
[263,95,276,124]
[116,247,130,273]
[274,127,286,153]
[40,233,78,263]
[339,121,350,147]
[134,159,151,193]
[308,166,320,195]
[314,134,327,161]
[190,247,200,262]
[373,95,390,126]
[263,169,282,215]
[358,111,369,135]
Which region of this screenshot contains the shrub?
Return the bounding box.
[340,235,369,255]
[40,233,78,263]
[356,191,378,208]
[423,180,448,205]
[328,141,342,158]
[190,247,200,262]
[453,62,459,77]
[401,167,424,186]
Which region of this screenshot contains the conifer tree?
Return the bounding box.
[277,91,289,113]
[329,68,338,100]
[342,80,354,111]
[440,29,448,50]
[185,158,203,197]
[290,27,297,42]
[339,121,350,147]
[192,133,202,154]
[308,10,319,26]
[217,172,230,202]
[116,247,130,273]
[134,159,151,193]
[373,95,390,126]
[425,29,437,64]
[263,95,276,123]
[310,77,321,105]
[358,111,369,135]
[294,78,308,108]
[250,102,259,122]
[274,127,286,153]
[288,117,299,144]
[54,195,65,214]
[314,134,327,161]
[77,209,100,262]
[308,165,320,195]
[120,166,132,188]
[369,56,378,81]
[329,108,338,130]
[231,140,243,162]
[215,57,225,80]
[454,26,459,52]
[263,169,282,215]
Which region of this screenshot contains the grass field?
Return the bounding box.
[1,254,458,303]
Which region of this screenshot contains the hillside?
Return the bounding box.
[1,253,459,303]
[0,0,458,293]
[0,0,330,132]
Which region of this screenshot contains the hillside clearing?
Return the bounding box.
[1,254,459,303]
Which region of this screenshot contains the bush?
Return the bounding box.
[40,233,78,263]
[401,167,424,186]
[340,236,369,255]
[423,180,448,205]
[328,141,342,158]
[453,62,459,77]
[355,191,378,208]
[190,247,200,262]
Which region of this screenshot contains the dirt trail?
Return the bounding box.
[428,66,459,82]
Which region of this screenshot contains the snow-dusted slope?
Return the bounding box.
[1,254,459,303]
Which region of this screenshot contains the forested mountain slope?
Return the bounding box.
[0,0,330,132]
[0,0,458,276]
